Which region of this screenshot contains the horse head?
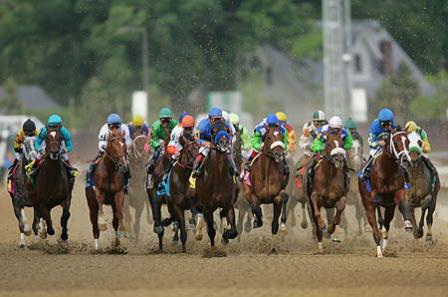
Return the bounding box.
[263,125,285,163]
[348,139,363,169]
[131,134,149,160]
[178,136,200,168]
[324,131,346,169]
[211,121,230,153]
[407,131,423,163]
[389,130,411,165]
[22,137,37,162]
[106,130,127,171]
[45,127,62,160]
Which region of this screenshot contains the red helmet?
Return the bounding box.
[181,115,195,128]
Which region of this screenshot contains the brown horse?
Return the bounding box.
[164,136,200,252]
[123,134,152,242]
[196,126,238,246]
[405,131,440,243]
[243,125,289,235]
[308,131,347,252]
[86,129,127,250]
[35,127,73,244]
[359,130,412,257]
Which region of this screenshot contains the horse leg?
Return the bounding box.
[426,194,437,244]
[133,203,144,244]
[396,189,413,232]
[382,206,395,251]
[123,196,133,238]
[204,210,216,247]
[223,206,238,243]
[354,198,364,235]
[39,204,54,236]
[310,192,325,230]
[287,195,298,227]
[236,204,244,239]
[300,201,308,229]
[12,205,26,248]
[149,193,163,236]
[173,205,187,252]
[60,198,71,242]
[414,206,426,239]
[271,201,281,235]
[362,190,383,257]
[279,191,289,235]
[32,207,40,237]
[247,193,263,228]
[244,203,252,232]
[114,191,126,238]
[96,191,107,231]
[328,196,346,236]
[167,203,178,245]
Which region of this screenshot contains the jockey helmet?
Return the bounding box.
[378,108,394,123]
[229,113,239,126]
[266,114,279,126]
[276,112,287,122]
[344,118,357,130]
[222,111,230,123]
[208,107,222,118]
[181,115,195,128]
[23,119,36,135]
[312,110,326,122]
[329,116,343,129]
[405,121,418,133]
[178,111,188,123]
[107,113,122,125]
[159,107,173,119]
[47,114,62,127]
[132,115,144,127]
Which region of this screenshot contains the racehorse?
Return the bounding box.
[405,131,440,243]
[146,125,174,250]
[86,129,127,250]
[35,127,73,244]
[340,138,370,236]
[242,125,289,235]
[8,137,39,248]
[233,127,252,237]
[308,131,347,252]
[359,130,413,258]
[124,134,152,242]
[164,136,200,252]
[195,123,238,246]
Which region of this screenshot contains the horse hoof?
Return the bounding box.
[244,221,252,233]
[19,243,25,249]
[279,223,287,236]
[364,224,372,233]
[327,224,335,235]
[415,228,424,239]
[195,233,203,241]
[171,239,179,246]
[162,218,172,227]
[99,224,108,232]
[221,238,229,245]
[426,235,434,245]
[404,220,413,233]
[113,238,120,247]
[47,228,55,236]
[317,242,324,253]
[300,221,308,229]
[39,232,47,239]
[153,226,163,234]
[253,220,262,229]
[24,229,32,237]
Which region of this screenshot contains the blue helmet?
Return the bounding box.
[107,113,122,125]
[208,107,222,118]
[378,108,394,122]
[266,114,279,126]
[48,114,62,127]
[178,111,188,123]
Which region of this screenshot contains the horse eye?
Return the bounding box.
[418,140,422,147]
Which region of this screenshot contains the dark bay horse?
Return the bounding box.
[196,126,238,246]
[86,130,127,250]
[165,136,200,252]
[406,131,440,243]
[124,134,152,242]
[35,127,73,244]
[308,131,347,252]
[243,125,289,235]
[359,130,412,257]
[8,137,39,248]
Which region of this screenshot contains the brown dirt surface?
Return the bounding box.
[1,173,448,297]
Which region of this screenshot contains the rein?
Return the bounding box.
[389,131,410,164]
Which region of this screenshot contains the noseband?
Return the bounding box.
[389,131,411,164]
[106,137,126,171]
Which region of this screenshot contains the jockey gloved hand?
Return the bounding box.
[14,147,22,153]
[159,139,165,146]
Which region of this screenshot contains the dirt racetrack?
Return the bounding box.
[1,173,448,297]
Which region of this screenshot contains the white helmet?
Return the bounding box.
[328,116,343,129]
[222,111,230,123]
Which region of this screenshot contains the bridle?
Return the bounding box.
[264,128,285,163]
[106,136,126,171]
[131,135,147,159]
[389,131,411,164]
[176,141,199,170]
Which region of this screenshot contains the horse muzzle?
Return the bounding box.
[272,151,284,163]
[49,151,60,160]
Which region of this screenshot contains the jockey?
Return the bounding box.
[242,114,289,177]
[344,118,364,154]
[32,114,76,179]
[127,115,150,139]
[8,119,39,179]
[360,108,410,188]
[276,112,297,154]
[404,121,438,178]
[229,112,251,151]
[165,114,196,174]
[146,107,178,189]
[311,116,353,154]
[85,113,132,190]
[192,107,238,177]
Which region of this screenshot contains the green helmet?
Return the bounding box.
[48,114,62,127]
[344,118,357,129]
[159,107,173,119]
[312,110,326,122]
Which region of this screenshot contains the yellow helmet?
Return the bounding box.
[405,121,418,133]
[132,115,144,127]
[276,112,287,122]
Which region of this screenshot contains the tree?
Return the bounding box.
[375,63,420,123]
[0,78,23,114]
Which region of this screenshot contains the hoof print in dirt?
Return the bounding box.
[382,249,398,257]
[202,247,227,258]
[43,243,70,255]
[105,246,128,255]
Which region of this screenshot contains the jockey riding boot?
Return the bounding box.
[146,148,161,189]
[192,154,205,178]
[360,155,373,180]
[85,162,97,188]
[400,164,411,190]
[240,150,258,180]
[163,158,176,179]
[7,158,19,180]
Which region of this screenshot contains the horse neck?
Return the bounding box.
[207,149,228,177]
[40,156,64,177]
[102,152,118,172]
